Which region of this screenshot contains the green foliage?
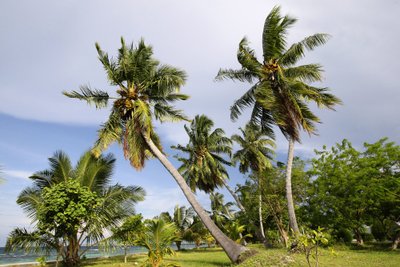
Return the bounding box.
[296,227,329,267]
[36,256,47,267]
[231,122,275,174]
[111,214,144,245]
[6,151,145,266]
[37,179,100,236]
[216,6,341,142]
[304,138,400,245]
[136,219,180,267]
[63,38,188,170]
[172,115,232,193]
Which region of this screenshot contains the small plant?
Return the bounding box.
[296,227,329,267]
[136,219,180,267]
[36,256,47,267]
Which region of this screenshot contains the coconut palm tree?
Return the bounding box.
[63,38,247,262]
[232,122,275,244]
[6,151,145,266]
[216,6,341,234]
[172,114,246,211]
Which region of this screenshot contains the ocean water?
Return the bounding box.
[0,243,196,265]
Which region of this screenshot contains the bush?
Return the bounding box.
[371,223,387,241]
[334,228,353,243]
[361,233,374,242]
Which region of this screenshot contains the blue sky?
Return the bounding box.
[1,0,400,245]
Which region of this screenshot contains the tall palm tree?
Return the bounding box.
[63,38,247,262]
[232,123,275,244]
[216,6,341,234]
[172,114,245,211]
[6,151,145,266]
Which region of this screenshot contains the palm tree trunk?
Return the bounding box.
[286,138,299,235]
[392,233,400,250]
[258,193,266,238]
[143,135,248,263]
[221,179,246,212]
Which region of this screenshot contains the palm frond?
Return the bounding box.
[237,38,263,74]
[280,33,330,66]
[262,6,297,60]
[284,64,323,82]
[230,83,258,121]
[215,68,255,83]
[92,110,123,157]
[153,103,189,122]
[63,85,110,109]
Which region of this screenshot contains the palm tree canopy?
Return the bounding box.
[231,122,275,174]
[64,38,189,169]
[172,114,233,193]
[15,150,145,245]
[216,6,342,142]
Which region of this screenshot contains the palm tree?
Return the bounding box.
[6,151,145,266]
[63,38,247,262]
[232,123,275,245]
[216,6,341,234]
[136,219,179,267]
[159,205,195,250]
[172,205,195,250]
[172,114,245,211]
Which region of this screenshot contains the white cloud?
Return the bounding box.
[135,186,210,219]
[4,169,33,180]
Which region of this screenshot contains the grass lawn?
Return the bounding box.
[82,244,400,267]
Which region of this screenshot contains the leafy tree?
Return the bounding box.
[231,122,274,245]
[236,158,309,247]
[305,138,400,247]
[216,6,341,234]
[63,38,247,262]
[6,151,145,266]
[136,219,179,267]
[109,214,144,263]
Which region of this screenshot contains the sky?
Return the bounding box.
[0,0,399,246]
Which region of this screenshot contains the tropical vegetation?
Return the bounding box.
[63,38,247,262]
[216,5,341,235]
[6,5,399,267]
[6,151,145,266]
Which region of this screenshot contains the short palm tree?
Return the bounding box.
[172,205,195,250]
[172,114,246,211]
[6,151,145,266]
[136,219,179,267]
[216,6,341,234]
[232,122,275,244]
[63,38,247,262]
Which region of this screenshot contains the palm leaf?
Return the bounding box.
[63,85,110,109]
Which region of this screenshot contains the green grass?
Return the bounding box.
[81,244,400,267]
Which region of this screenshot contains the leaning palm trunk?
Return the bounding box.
[286,138,300,235]
[143,135,248,263]
[221,179,246,212]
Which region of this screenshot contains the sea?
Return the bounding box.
[0,243,197,265]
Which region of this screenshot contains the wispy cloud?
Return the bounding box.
[4,169,33,180]
[135,187,210,219]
